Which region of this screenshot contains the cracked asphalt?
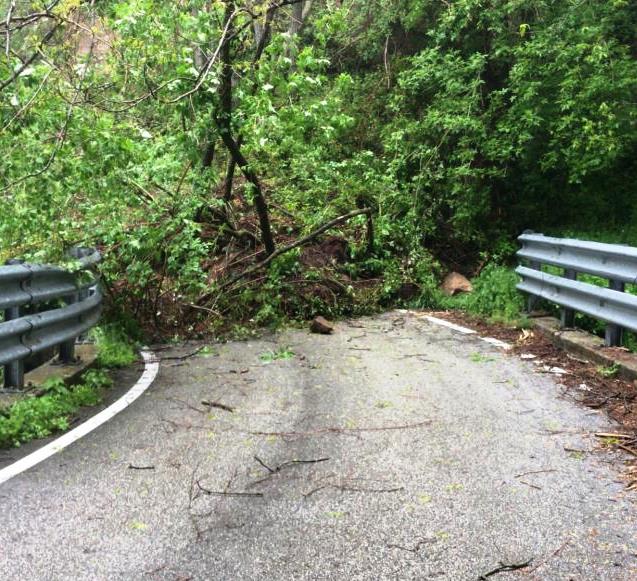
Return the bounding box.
[1,311,636,580]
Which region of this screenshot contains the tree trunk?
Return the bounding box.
[285,1,312,59]
[216,1,275,256]
[221,1,279,205]
[223,137,240,202]
[202,141,215,168]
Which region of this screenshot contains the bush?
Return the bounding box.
[92,324,138,368]
[0,370,112,448]
[463,265,524,323]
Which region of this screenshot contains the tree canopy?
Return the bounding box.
[1,0,636,333]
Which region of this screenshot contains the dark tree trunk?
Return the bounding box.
[202,141,215,168]
[223,135,241,202]
[222,2,277,204]
[216,1,275,256]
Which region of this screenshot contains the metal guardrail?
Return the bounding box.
[0,248,102,389]
[516,233,637,347]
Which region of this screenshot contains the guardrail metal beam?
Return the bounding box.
[517,233,637,284]
[0,248,102,389]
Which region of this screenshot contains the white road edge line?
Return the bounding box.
[422,315,512,350]
[0,349,159,487]
[481,337,512,350]
[422,315,477,335]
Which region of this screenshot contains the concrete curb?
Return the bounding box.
[0,344,99,412]
[531,316,637,381]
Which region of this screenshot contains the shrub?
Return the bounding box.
[0,370,111,448]
[464,265,524,323]
[92,325,138,368]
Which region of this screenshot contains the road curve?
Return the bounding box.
[0,311,635,580]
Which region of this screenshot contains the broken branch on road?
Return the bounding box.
[158,346,207,361]
[246,420,432,440]
[251,456,330,485]
[478,559,533,579]
[202,400,235,413]
[387,538,435,553]
[196,481,263,498]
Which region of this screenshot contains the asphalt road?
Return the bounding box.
[1,311,636,580]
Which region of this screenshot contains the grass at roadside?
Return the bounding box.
[0,370,112,448]
[92,324,138,368]
[434,264,529,328]
[0,324,138,449]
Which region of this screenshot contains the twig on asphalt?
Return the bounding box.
[128,464,156,471]
[202,400,235,413]
[247,419,432,439]
[517,480,542,490]
[280,458,330,468]
[254,455,275,473]
[302,477,404,498]
[594,433,634,439]
[335,485,404,493]
[167,397,206,414]
[327,420,431,433]
[563,446,588,454]
[145,564,167,577]
[387,538,435,553]
[617,444,637,458]
[478,559,533,579]
[159,417,213,432]
[302,485,329,498]
[249,456,331,488]
[253,455,330,475]
[196,480,263,497]
[514,469,557,478]
[401,354,433,360]
[188,463,200,509]
[158,346,206,361]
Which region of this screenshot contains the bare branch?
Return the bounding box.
[202,208,372,297]
[1,10,96,192]
[0,23,60,92]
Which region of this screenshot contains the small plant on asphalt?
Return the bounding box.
[259,347,295,363]
[197,345,218,358]
[375,400,393,409]
[470,352,495,364]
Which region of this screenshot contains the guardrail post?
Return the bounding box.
[58,291,79,364]
[3,259,25,389]
[560,269,577,328]
[605,279,625,347]
[3,305,24,389]
[70,247,92,343]
[526,260,542,312]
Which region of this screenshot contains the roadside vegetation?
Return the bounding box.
[1,1,635,341]
[0,327,137,448]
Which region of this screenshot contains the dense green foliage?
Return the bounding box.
[0,370,111,448]
[92,324,138,367]
[0,323,139,448]
[1,1,636,335]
